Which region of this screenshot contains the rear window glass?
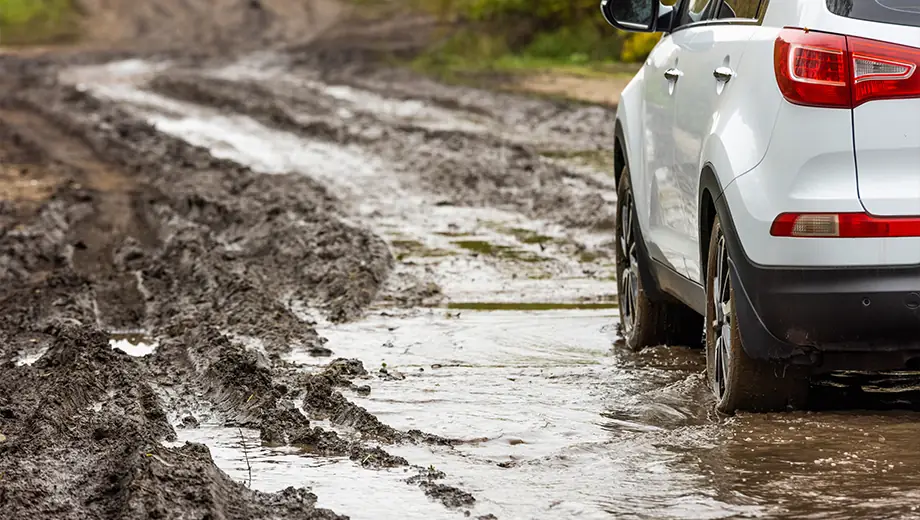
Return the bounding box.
[826,0,920,28]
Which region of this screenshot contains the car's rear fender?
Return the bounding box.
[698,25,783,196]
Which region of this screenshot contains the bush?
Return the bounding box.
[411,0,667,76]
[620,33,661,62]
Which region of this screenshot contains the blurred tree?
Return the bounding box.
[620,32,661,62]
[420,0,682,66]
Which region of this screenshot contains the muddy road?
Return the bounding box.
[4,22,920,520]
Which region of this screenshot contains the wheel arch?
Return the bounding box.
[698,164,722,281]
[613,120,627,188]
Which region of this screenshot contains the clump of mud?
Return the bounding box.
[0,324,343,519]
[408,468,477,509]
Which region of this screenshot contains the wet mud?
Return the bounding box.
[6,4,920,519]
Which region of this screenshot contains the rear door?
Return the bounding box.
[666,0,761,282]
[641,30,682,271]
[827,2,920,215]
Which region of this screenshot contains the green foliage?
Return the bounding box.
[412,0,661,76]
[0,0,79,45]
[620,32,661,62]
[434,0,600,23]
[522,20,621,62]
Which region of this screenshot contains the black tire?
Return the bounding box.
[705,215,809,413]
[616,168,701,350]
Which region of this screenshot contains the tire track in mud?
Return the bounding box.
[66,59,619,308]
[0,88,485,517]
[149,70,617,231]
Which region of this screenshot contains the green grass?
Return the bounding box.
[444,302,618,311]
[0,0,79,45]
[491,55,640,78]
[389,239,455,261]
[410,20,639,84]
[452,240,549,263]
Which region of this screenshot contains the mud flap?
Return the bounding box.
[729,262,810,362]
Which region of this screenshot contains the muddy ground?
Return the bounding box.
[4,2,920,520]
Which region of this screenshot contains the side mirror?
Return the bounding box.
[600,0,666,33]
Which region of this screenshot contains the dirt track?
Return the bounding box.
[0,3,617,518]
[10,2,920,519]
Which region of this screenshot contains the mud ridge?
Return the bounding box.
[0,323,343,519]
[146,69,615,229]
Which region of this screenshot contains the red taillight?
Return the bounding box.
[775,30,851,108]
[849,37,920,105]
[775,28,920,108]
[771,213,920,238]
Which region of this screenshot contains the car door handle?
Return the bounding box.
[664,68,683,81]
[713,67,734,82]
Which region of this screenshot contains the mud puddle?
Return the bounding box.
[178,308,756,519]
[171,426,464,520]
[292,310,753,519]
[109,331,157,357]
[15,332,157,365]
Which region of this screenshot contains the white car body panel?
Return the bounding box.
[670,23,757,281]
[617,0,920,274]
[854,99,920,216]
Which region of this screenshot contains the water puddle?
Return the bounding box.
[208,58,490,135]
[109,332,158,357]
[279,309,768,518]
[170,426,465,520]
[14,344,49,367]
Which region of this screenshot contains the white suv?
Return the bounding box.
[602,0,920,412]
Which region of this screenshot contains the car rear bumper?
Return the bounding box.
[718,192,920,371]
[723,156,920,268]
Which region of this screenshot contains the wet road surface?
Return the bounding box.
[5,49,920,520]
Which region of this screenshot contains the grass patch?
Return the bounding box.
[453,240,549,263]
[411,28,637,84]
[390,239,454,261]
[481,222,555,246]
[507,228,553,245]
[444,302,618,311]
[0,0,79,46]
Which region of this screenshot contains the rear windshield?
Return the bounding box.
[827,0,920,28]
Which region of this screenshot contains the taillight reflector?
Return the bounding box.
[775,28,920,108]
[771,213,920,238]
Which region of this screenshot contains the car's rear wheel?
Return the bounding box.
[616,168,700,350]
[705,216,809,413]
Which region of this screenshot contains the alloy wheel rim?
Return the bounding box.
[618,192,639,337]
[711,233,732,400]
